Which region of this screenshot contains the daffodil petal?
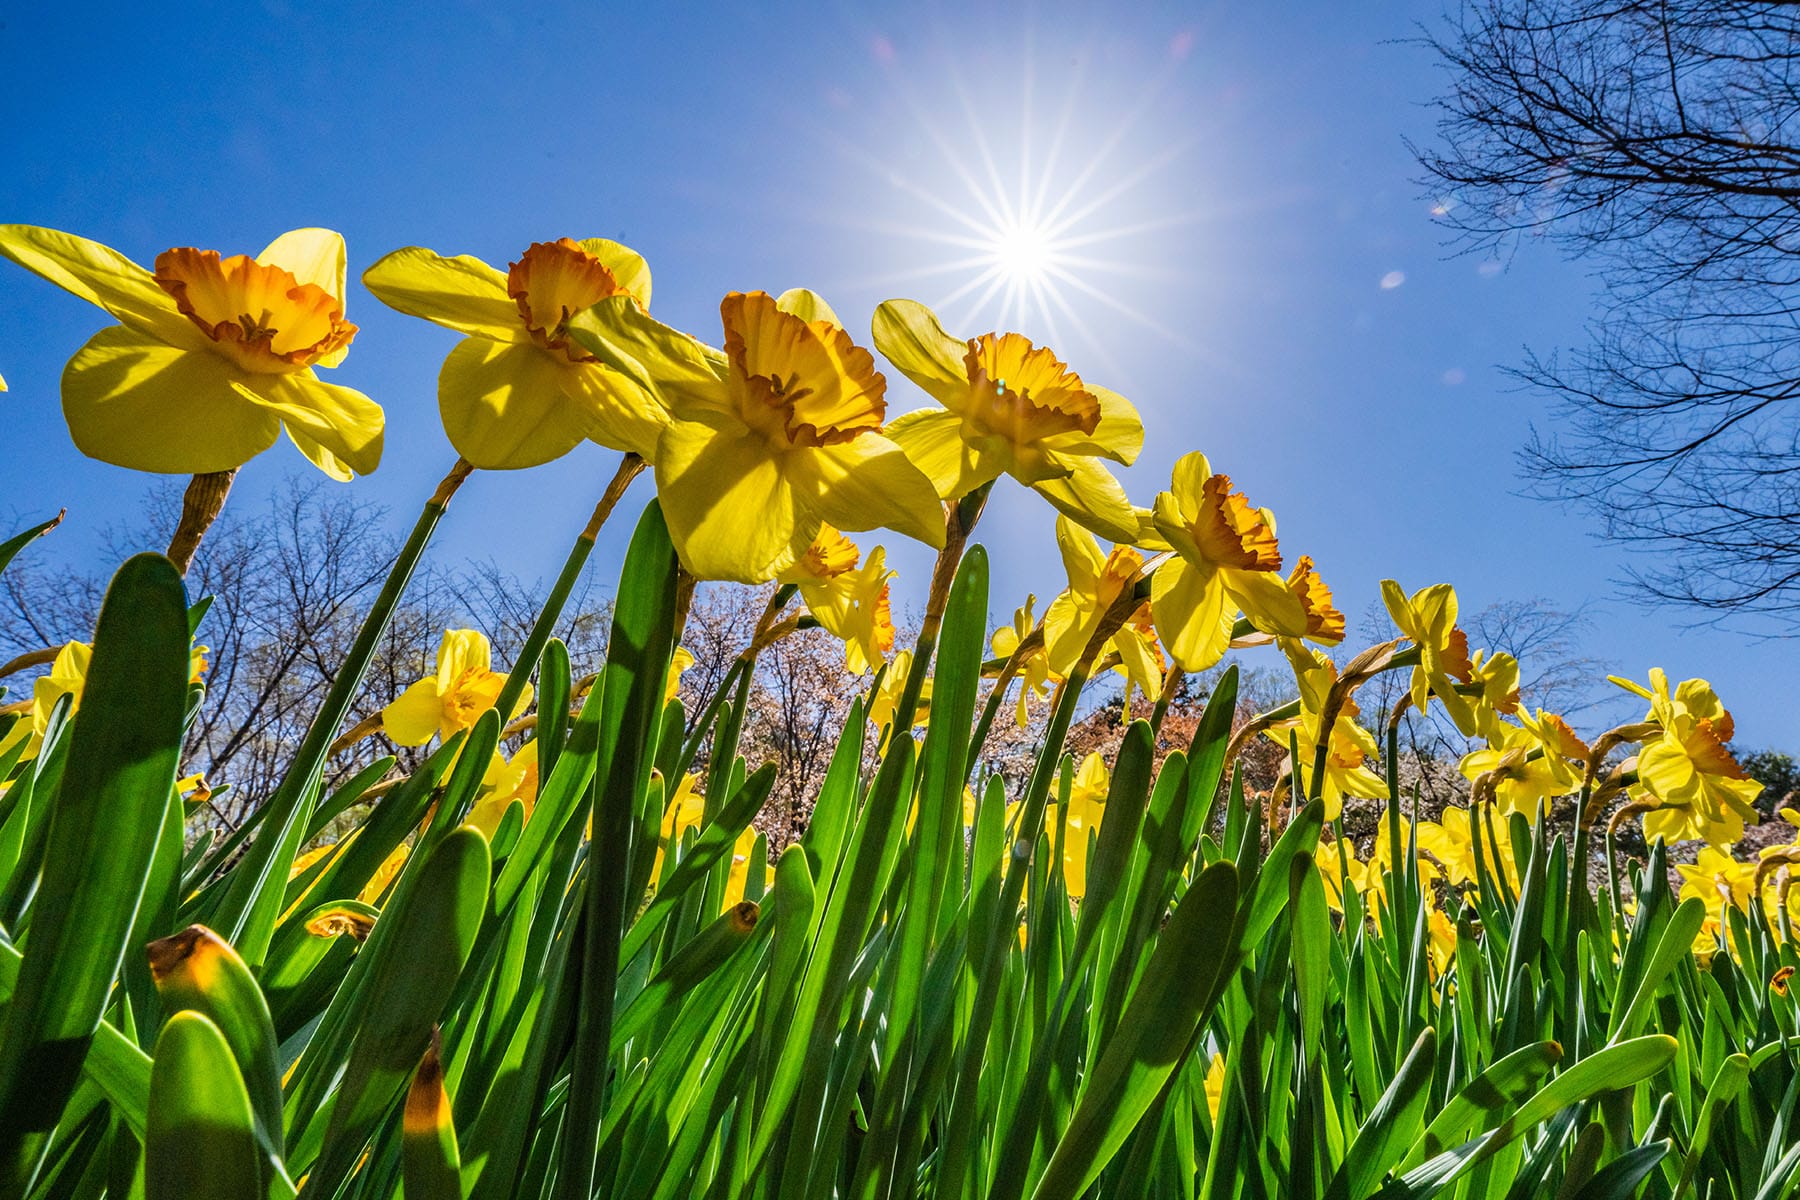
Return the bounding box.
[62,325,278,473]
[871,299,971,413]
[808,435,948,551]
[234,374,384,479]
[776,288,841,326]
[885,407,1000,501]
[435,338,593,469]
[258,228,347,311]
[0,224,204,351]
[567,296,727,410]
[382,678,443,746]
[1151,558,1234,672]
[1031,455,1140,544]
[361,247,525,342]
[1225,568,1310,638]
[562,360,668,460]
[575,238,652,308]
[1051,383,1144,465]
[1053,514,1109,597]
[655,416,809,582]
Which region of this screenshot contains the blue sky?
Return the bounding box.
[2,2,1790,747]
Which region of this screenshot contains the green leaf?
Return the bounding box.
[1029,861,1240,1200]
[0,510,62,579]
[0,553,189,1191]
[402,1033,462,1200]
[144,1012,263,1200]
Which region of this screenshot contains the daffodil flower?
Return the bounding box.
[363,237,668,468]
[0,225,382,479]
[990,595,1058,728]
[650,771,706,883]
[1417,805,1519,890]
[872,299,1144,542]
[1381,581,1477,732]
[1045,751,1110,898]
[1675,845,1757,911]
[1457,722,1571,817]
[1269,640,1387,819]
[0,640,89,761]
[469,740,540,838]
[870,650,932,735]
[1043,516,1147,677]
[778,524,897,674]
[382,629,532,747]
[1285,555,1345,646]
[723,826,775,911]
[1148,453,1315,673]
[1614,669,1762,845]
[568,289,944,582]
[666,646,696,705]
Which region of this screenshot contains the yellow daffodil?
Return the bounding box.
[1614,669,1762,845]
[869,650,931,734]
[778,525,896,674]
[1427,905,1457,976]
[1676,845,1756,911]
[1419,805,1520,890]
[1204,1053,1227,1121]
[1458,721,1577,817]
[1043,517,1146,676]
[723,826,776,911]
[651,772,706,881]
[363,237,667,468]
[666,646,695,704]
[1463,649,1522,741]
[469,740,540,838]
[1270,641,1387,820]
[1370,816,1445,890]
[991,595,1058,728]
[382,629,532,747]
[1314,841,1374,912]
[0,640,88,761]
[0,225,382,479]
[872,299,1144,541]
[1285,555,1346,647]
[1045,752,1109,898]
[1107,606,1166,717]
[359,843,410,905]
[1149,453,1316,673]
[1381,581,1476,732]
[568,289,944,582]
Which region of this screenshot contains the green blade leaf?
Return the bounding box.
[144,1012,263,1200]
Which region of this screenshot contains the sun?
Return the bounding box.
[830,28,1203,373]
[989,219,1059,288]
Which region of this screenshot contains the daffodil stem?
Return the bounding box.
[0,647,58,680]
[494,453,645,721]
[165,468,237,575]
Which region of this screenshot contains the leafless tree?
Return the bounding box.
[1416,1,1800,622]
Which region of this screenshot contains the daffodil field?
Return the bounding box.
[0,224,1795,1200]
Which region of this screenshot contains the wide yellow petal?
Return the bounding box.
[362,247,524,342]
[885,407,1001,500]
[1031,454,1140,544]
[1049,383,1143,465]
[437,629,493,684]
[567,296,728,413]
[655,416,810,582]
[775,288,842,326]
[806,435,948,551]
[435,338,593,469]
[1151,558,1233,672]
[234,374,384,479]
[870,299,971,413]
[0,224,204,350]
[1224,568,1309,638]
[562,360,669,460]
[381,678,443,746]
[258,228,346,309]
[574,238,652,308]
[62,325,278,473]
[1054,514,1109,597]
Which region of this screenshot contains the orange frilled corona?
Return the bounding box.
[153,248,357,373]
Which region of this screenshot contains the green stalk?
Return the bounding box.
[215,458,475,968]
[494,452,644,719]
